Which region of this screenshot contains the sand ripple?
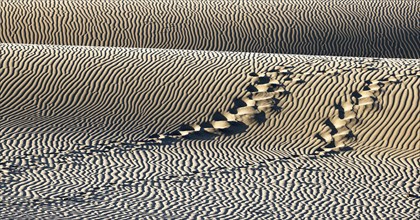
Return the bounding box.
[0,44,418,219]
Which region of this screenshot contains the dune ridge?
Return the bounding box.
[0,0,419,58]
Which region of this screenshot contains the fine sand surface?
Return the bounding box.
[0,43,418,219]
[0,0,419,58]
[0,0,419,219]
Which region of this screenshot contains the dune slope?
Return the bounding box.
[0,43,418,219]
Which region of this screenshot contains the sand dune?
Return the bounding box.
[0,0,419,58]
[0,43,418,219]
[0,0,419,219]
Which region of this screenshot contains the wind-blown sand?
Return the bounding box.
[0,0,419,219]
[0,0,419,58]
[0,43,418,219]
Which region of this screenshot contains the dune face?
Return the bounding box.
[0,43,419,219]
[0,0,419,58]
[0,1,419,219]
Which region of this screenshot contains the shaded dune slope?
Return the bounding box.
[0,44,419,219]
[0,0,419,58]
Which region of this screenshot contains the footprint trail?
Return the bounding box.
[113,65,308,148]
[313,64,419,156]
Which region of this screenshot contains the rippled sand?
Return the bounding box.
[0,1,419,219]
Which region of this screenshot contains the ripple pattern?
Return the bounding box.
[0,0,419,58]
